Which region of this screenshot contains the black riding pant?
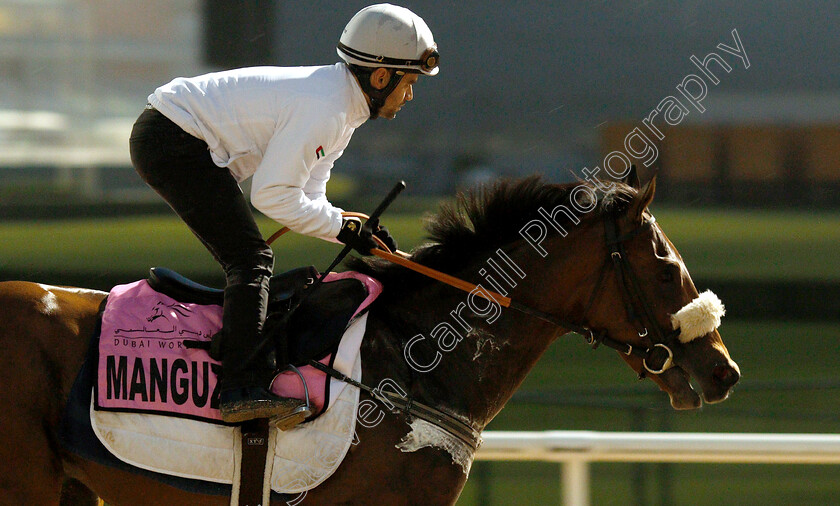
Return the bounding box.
[129,107,275,390]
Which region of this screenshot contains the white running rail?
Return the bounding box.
[476,431,840,506]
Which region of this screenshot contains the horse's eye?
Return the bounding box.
[658,267,677,284]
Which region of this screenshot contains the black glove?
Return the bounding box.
[337,217,377,256]
[370,220,398,252]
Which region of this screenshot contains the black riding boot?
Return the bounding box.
[218,271,310,428]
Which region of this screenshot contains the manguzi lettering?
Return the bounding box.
[105,355,221,408]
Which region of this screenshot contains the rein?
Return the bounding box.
[369,249,653,362]
[367,214,680,375]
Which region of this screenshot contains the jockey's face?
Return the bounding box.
[370,69,418,120]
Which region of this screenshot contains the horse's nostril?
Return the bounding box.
[713,364,740,388]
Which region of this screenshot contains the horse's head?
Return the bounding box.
[560,172,740,409]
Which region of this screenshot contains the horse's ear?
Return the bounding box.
[623,165,641,189]
[629,175,657,221]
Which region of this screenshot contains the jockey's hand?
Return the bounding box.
[337,217,377,256]
[368,219,398,252]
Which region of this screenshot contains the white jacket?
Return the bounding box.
[148,63,369,241]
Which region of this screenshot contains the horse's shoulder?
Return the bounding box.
[0,282,105,373]
[0,281,106,318]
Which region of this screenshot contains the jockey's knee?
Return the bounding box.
[224,244,274,285]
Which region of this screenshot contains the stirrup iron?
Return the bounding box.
[271,364,312,431]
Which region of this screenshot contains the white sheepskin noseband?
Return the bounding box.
[670,290,725,343]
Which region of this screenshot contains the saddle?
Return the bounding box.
[149,266,369,366]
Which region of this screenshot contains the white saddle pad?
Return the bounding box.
[90,313,367,494]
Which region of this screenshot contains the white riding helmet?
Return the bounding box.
[337,3,439,76]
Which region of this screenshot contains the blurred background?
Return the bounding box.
[1,1,839,504]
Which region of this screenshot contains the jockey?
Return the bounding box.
[129,3,439,428]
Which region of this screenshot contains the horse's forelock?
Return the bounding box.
[600,183,637,216]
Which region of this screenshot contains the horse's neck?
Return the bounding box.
[366,239,591,430]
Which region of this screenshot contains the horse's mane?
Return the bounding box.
[345,175,637,292]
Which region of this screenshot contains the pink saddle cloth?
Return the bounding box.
[95,271,381,423]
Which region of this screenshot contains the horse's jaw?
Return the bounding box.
[655,366,702,410]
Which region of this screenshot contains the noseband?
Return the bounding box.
[508,213,681,376]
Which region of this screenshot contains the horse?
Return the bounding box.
[0,174,740,505]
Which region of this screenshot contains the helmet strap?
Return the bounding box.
[349,64,406,120]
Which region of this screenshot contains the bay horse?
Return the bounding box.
[0,174,739,505]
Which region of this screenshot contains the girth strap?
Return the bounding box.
[307,360,482,451]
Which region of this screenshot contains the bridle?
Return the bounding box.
[507,212,683,377]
